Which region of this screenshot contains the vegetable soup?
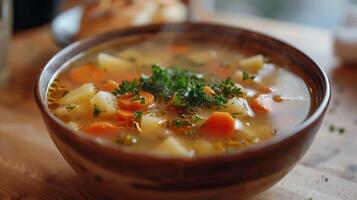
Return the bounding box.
[47,37,311,157]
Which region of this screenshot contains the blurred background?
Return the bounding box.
[9,0,357,31]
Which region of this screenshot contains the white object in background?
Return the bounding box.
[334,28,357,62]
[0,0,12,86]
[334,3,357,63]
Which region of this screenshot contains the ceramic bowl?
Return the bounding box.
[35,23,330,200]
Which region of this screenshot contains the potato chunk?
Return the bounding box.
[98,53,132,72]
[192,140,217,156]
[140,115,169,140]
[220,97,254,117]
[55,103,90,119]
[188,50,218,64]
[90,91,117,115]
[155,136,190,157]
[61,83,96,104]
[240,55,264,72]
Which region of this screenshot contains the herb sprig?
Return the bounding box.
[112,64,245,111]
[140,65,244,110]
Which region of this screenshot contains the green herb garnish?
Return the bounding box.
[172,119,192,128]
[243,71,255,81]
[134,111,143,120]
[140,65,243,110]
[112,79,145,103]
[192,114,203,122]
[66,104,77,110]
[93,105,102,118]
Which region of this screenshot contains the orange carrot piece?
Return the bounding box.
[118,91,154,111]
[167,44,190,54]
[250,95,270,113]
[103,79,119,92]
[273,95,283,102]
[115,109,135,122]
[85,121,119,135]
[70,64,106,84]
[201,112,235,138]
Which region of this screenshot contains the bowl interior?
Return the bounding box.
[36,22,330,161]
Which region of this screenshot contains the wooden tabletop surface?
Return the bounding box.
[0,13,357,200]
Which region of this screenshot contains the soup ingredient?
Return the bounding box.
[250,95,271,113]
[240,54,264,72]
[141,115,169,139]
[98,53,132,72]
[90,91,117,115]
[202,112,235,138]
[70,64,105,83]
[86,121,119,135]
[155,136,190,157]
[220,97,253,117]
[103,80,119,92]
[117,91,154,111]
[141,65,244,111]
[116,109,135,122]
[243,71,256,81]
[61,83,96,104]
[273,95,283,102]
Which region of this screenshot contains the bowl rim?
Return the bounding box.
[35,22,331,163]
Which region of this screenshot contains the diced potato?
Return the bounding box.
[98,53,132,72]
[54,103,91,119]
[90,91,117,115]
[233,70,244,82]
[67,121,80,131]
[187,50,218,64]
[235,83,247,96]
[61,83,96,104]
[240,55,264,72]
[192,140,217,156]
[155,136,190,157]
[141,115,170,140]
[220,97,254,117]
[117,49,141,62]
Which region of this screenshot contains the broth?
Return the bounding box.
[47,37,311,157]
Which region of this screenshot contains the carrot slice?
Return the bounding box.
[250,95,270,113]
[85,121,119,135]
[103,79,119,92]
[70,64,106,84]
[116,109,135,122]
[167,44,189,54]
[118,91,154,111]
[201,112,235,138]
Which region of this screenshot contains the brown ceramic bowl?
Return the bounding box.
[35,23,330,200]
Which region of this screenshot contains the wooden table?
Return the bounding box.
[0,14,357,200]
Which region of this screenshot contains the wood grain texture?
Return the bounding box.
[0,14,357,199]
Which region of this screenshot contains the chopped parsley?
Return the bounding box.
[243,71,255,81]
[134,111,143,120]
[112,79,145,104]
[93,105,102,118]
[192,114,203,122]
[170,119,192,128]
[140,65,244,111]
[66,104,77,110]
